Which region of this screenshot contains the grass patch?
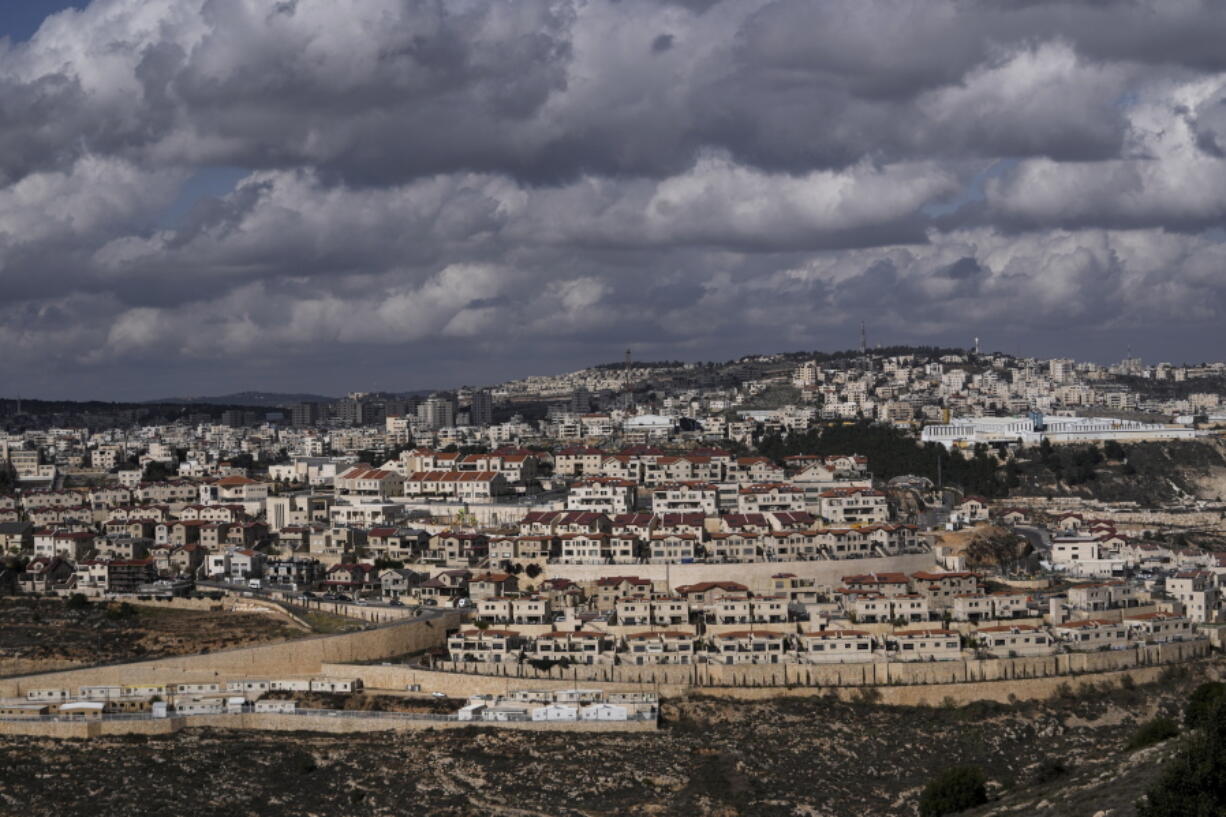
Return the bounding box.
[300,610,366,634]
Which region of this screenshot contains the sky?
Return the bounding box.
[2,0,1226,401]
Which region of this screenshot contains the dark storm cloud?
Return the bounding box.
[941,257,984,280]
[0,0,1169,185]
[1,0,1226,398]
[651,33,674,53]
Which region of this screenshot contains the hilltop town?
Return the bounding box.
[1,346,1225,815]
[3,348,1226,631]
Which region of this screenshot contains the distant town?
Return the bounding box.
[1,344,1225,730]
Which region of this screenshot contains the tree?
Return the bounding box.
[918,766,988,817]
[524,563,542,579]
[65,593,90,611]
[143,461,174,482]
[1184,682,1226,729]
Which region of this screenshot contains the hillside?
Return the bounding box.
[0,598,306,678]
[963,741,1173,817]
[0,666,1217,817]
[146,391,335,407]
[1009,438,1226,505]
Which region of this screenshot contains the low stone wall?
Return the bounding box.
[680,662,1199,706]
[264,591,424,625]
[1003,497,1226,529]
[0,712,655,739]
[189,713,654,734]
[127,596,311,630]
[332,639,1210,699]
[126,597,228,612]
[0,612,462,698]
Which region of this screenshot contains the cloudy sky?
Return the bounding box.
[2,0,1226,400]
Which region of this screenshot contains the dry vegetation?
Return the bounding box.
[0,597,306,676]
[1,664,1220,817]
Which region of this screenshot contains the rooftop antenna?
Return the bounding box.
[625,348,632,372]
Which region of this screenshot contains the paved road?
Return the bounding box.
[1014,525,1051,555]
[1012,524,1052,574]
[197,580,457,628]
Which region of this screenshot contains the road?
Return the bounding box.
[197,580,458,628]
[1012,524,1052,573]
[1014,525,1051,555]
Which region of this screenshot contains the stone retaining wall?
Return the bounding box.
[0,612,462,698]
[329,639,1210,698]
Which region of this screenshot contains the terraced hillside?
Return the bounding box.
[2,664,1220,817]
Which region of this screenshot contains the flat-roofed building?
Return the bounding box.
[622,631,696,665]
[1052,618,1129,651]
[794,630,875,663]
[975,624,1053,657]
[1124,612,1196,643]
[709,630,788,664]
[885,629,962,661]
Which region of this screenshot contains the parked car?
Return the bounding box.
[388,598,404,607]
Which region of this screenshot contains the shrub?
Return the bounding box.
[65,593,90,611]
[1033,757,1069,784]
[1127,717,1179,751]
[1184,682,1226,730]
[918,766,988,817]
[105,601,138,620]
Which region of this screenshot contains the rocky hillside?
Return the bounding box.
[1009,438,1226,505]
[0,598,305,677]
[1,665,1219,817]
